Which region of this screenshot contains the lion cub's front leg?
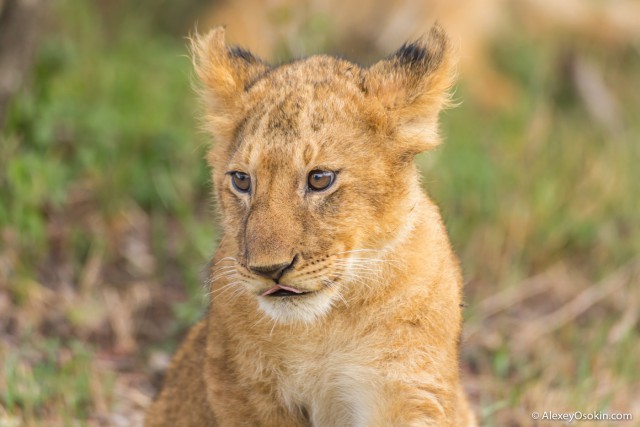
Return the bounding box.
[202,324,310,427]
[369,380,458,427]
[306,379,460,427]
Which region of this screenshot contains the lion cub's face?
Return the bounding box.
[192,27,453,323]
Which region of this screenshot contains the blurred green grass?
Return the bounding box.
[1,1,214,424]
[1,0,639,425]
[1,338,109,426]
[2,0,209,245]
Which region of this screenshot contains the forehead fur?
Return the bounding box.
[234,57,388,145]
[192,25,454,166]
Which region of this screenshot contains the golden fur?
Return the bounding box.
[145,25,475,427]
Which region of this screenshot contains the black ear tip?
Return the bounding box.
[396,42,428,65]
[227,46,262,64]
[394,23,448,71]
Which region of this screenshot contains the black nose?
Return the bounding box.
[249,257,296,281]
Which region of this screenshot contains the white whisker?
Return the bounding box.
[323,276,348,307]
[212,256,237,266]
[332,249,380,256]
[210,278,244,298]
[209,270,239,283]
[269,317,278,337]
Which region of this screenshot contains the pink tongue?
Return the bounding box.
[262,284,305,296]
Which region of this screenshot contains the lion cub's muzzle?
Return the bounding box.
[248,255,312,297]
[248,257,296,281]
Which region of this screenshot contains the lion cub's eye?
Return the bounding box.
[230,172,251,193]
[307,170,336,192]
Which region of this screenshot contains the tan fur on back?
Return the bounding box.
[145,25,476,427]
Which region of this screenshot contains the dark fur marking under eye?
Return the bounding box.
[317,187,343,215]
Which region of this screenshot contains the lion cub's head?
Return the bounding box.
[192,26,454,323]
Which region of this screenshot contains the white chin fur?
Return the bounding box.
[257,290,336,324]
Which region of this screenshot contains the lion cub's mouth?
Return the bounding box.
[261,284,312,297]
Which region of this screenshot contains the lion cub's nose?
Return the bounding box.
[249,258,296,281]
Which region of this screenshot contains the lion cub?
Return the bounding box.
[145,25,475,427]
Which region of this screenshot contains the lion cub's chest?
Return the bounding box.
[274,328,382,426]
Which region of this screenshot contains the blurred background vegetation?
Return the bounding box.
[1,0,638,425]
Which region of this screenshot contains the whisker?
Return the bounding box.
[269,317,278,337]
[211,266,237,272]
[338,268,385,291]
[340,257,395,263]
[212,256,237,266]
[252,312,271,328]
[210,265,238,274]
[335,265,384,275]
[342,274,376,290]
[334,262,385,269]
[210,278,244,297]
[332,249,380,256]
[211,268,237,279]
[209,270,238,283]
[209,269,238,282]
[323,276,349,307]
[335,259,396,267]
[210,279,240,292]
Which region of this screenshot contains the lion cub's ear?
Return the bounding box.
[190,27,270,138]
[365,24,455,154]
